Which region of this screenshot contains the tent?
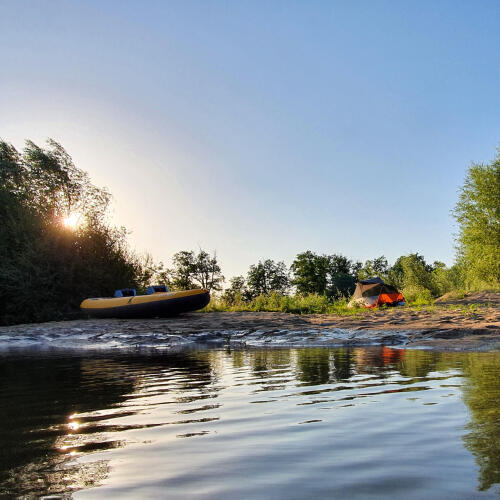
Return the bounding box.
[348,277,405,308]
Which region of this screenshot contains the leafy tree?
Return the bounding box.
[358,256,390,281]
[169,251,198,290]
[0,141,25,196]
[388,253,441,300]
[169,249,224,291]
[0,139,139,325]
[430,261,464,296]
[246,259,289,298]
[135,253,172,292]
[290,251,359,298]
[290,251,329,295]
[222,276,247,304]
[452,152,500,288]
[327,254,360,297]
[194,250,224,291]
[389,253,433,290]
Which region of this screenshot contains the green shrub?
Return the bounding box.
[403,286,433,305]
[0,139,141,325]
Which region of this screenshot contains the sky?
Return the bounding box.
[1,0,499,279]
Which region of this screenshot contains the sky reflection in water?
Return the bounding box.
[0,347,499,499]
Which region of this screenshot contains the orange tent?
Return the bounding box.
[349,277,405,308]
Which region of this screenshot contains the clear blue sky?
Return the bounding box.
[1,0,499,279]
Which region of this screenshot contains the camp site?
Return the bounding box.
[1,1,498,499]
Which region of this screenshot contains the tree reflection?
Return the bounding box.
[398,350,443,379]
[294,348,359,384]
[331,349,356,381]
[370,348,500,492]
[249,349,291,376]
[1,348,499,496]
[295,348,332,384]
[461,352,500,491]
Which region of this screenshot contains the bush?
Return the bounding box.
[203,293,362,316]
[403,286,433,305]
[0,139,141,325]
[453,152,500,289]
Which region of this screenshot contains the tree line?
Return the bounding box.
[0,139,498,324]
[219,252,463,306]
[173,148,499,303]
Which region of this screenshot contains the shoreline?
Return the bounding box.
[0,301,498,351]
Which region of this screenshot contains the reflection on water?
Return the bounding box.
[0,347,498,498]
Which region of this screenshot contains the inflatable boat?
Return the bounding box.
[80,286,210,319]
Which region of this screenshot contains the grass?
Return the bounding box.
[203,290,495,317]
[203,292,446,316]
[204,292,368,316]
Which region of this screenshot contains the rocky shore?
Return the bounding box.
[0,293,498,351]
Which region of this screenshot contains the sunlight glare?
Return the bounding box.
[63,213,81,229]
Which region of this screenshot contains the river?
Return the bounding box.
[0,346,499,498]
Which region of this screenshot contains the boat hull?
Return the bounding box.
[80,289,210,319]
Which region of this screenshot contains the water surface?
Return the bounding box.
[1,347,499,498]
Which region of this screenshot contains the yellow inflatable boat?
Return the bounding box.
[80,286,210,319]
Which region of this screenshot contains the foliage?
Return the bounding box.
[327,254,361,298]
[290,251,329,295]
[222,276,248,303]
[357,256,390,281]
[205,292,365,316]
[2,138,498,324]
[246,259,290,298]
[168,249,224,291]
[389,253,433,291]
[402,286,433,305]
[194,250,224,291]
[388,253,457,299]
[134,253,172,292]
[169,251,198,290]
[452,152,500,289]
[290,251,360,298]
[431,261,464,296]
[0,139,139,325]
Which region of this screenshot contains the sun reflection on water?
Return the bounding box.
[0,348,498,498]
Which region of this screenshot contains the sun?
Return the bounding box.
[62,212,81,229]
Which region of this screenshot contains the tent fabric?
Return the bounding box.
[358,277,385,285]
[349,277,405,308]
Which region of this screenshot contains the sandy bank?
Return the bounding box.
[0,293,498,351]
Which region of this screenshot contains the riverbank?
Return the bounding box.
[0,293,498,351]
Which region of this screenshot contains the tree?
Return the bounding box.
[388,253,441,300]
[431,262,463,295]
[169,249,224,291]
[290,251,359,298]
[326,254,360,298]
[135,253,172,292]
[169,251,198,290]
[194,250,224,292]
[0,139,140,325]
[389,253,432,290]
[246,259,290,297]
[358,256,389,281]
[452,152,500,288]
[222,276,247,304]
[290,251,329,295]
